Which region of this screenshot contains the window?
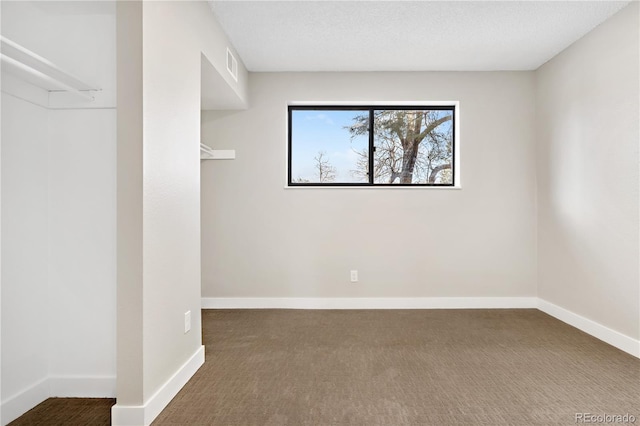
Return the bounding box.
[288,105,456,186]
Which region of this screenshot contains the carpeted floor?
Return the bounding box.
[153,309,639,425]
[9,309,640,425]
[7,397,114,425]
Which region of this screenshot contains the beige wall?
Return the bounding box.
[141,0,204,399]
[115,0,248,419]
[536,3,640,340]
[201,72,537,299]
[115,1,144,406]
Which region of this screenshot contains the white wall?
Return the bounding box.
[1,93,50,423]
[201,72,537,300]
[536,2,639,340]
[47,109,116,394]
[114,2,247,423]
[1,1,116,98]
[1,2,117,423]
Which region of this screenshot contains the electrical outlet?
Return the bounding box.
[350,270,358,282]
[184,310,191,334]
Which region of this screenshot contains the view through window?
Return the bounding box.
[288,106,455,186]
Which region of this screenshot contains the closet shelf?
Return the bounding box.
[1,36,99,101]
[201,143,235,160]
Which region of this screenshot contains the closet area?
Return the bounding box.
[1,2,116,424]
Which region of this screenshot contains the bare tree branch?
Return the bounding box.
[314,151,336,183]
[428,163,451,183]
[417,114,452,141]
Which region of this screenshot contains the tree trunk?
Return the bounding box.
[399,140,420,183]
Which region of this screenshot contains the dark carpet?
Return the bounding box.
[7,398,114,425]
[153,309,639,425]
[8,309,639,425]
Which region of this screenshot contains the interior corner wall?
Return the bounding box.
[201,71,537,300]
[140,0,204,400]
[536,2,640,341]
[115,0,144,409]
[114,1,247,421]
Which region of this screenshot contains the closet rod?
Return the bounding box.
[1,53,94,101]
[1,36,98,89]
[200,143,215,158]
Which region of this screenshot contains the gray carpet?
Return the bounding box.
[153,309,639,425]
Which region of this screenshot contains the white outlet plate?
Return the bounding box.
[184,310,191,334]
[350,270,358,282]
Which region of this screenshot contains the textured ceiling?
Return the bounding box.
[209,0,631,72]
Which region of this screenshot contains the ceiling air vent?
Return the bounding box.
[226,48,238,82]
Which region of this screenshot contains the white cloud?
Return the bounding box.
[305,113,334,126]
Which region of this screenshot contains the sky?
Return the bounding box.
[290,110,368,183]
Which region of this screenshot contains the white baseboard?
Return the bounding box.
[201,297,538,310]
[49,376,116,398]
[203,297,639,359]
[111,345,205,426]
[538,299,640,358]
[1,377,49,426]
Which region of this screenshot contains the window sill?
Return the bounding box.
[284,184,462,190]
